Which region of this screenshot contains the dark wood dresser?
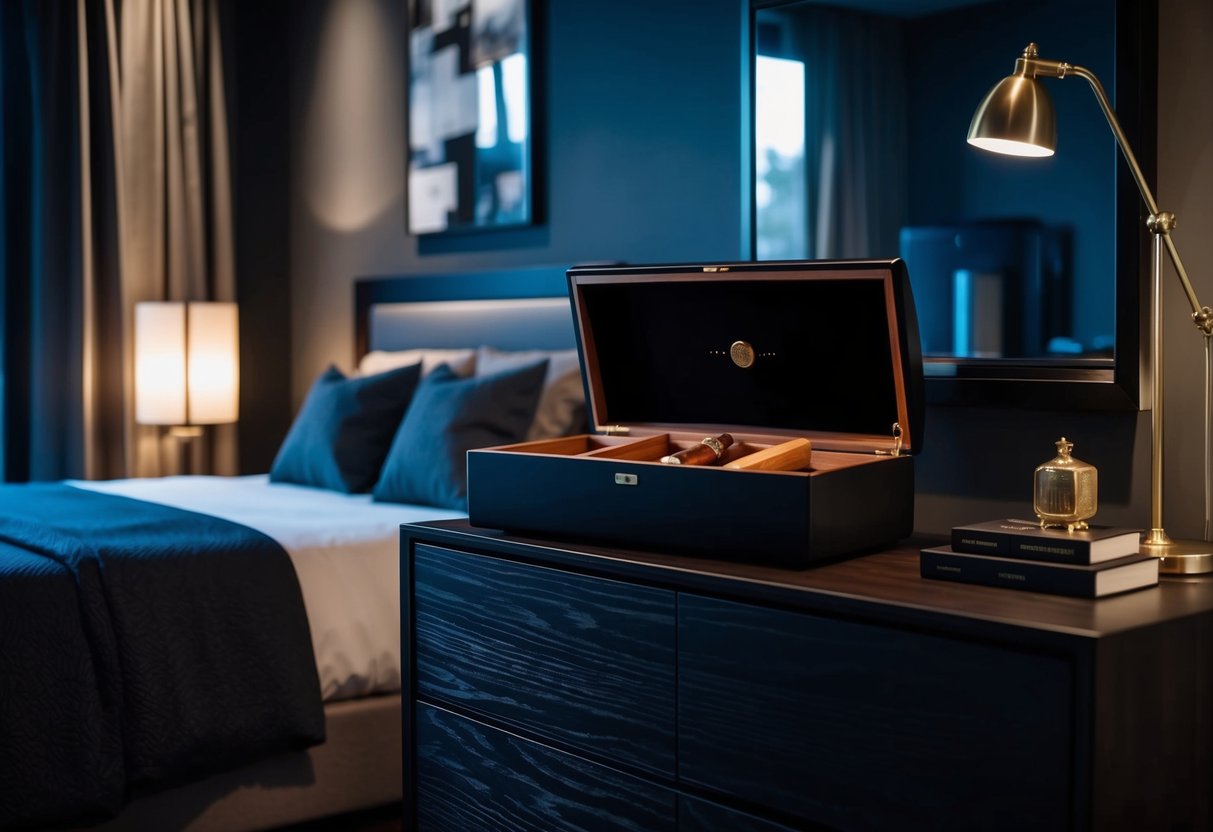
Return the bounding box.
[400,520,1213,831]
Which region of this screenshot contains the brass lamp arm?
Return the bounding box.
[1020,52,1213,335]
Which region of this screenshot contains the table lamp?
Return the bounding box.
[968,43,1213,574]
[135,301,239,472]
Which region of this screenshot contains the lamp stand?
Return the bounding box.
[1139,215,1213,574]
[169,425,204,476]
[968,45,1213,573]
[1028,58,1213,574]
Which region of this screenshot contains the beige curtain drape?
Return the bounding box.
[789,5,907,260]
[79,0,236,478]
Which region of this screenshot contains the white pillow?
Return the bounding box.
[476,347,586,441]
[359,348,475,378]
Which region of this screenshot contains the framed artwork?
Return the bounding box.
[407,0,533,235]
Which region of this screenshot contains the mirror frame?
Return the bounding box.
[748,0,1157,411]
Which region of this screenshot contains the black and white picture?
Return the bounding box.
[408,0,532,235]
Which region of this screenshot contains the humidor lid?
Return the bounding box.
[566,259,924,455]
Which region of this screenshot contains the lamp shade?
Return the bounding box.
[135,302,239,426]
[967,74,1057,157]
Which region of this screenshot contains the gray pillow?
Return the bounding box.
[476,347,586,440]
[372,360,548,510]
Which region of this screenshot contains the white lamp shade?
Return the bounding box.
[135,302,239,426]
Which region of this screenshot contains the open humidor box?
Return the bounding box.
[467,259,924,567]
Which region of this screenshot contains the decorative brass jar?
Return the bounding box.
[1034,437,1098,531]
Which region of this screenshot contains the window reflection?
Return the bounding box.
[753,0,1117,367]
[471,53,528,225]
[755,55,807,261]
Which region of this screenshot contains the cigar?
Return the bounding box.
[660,433,734,466]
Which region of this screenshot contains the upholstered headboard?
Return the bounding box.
[353,266,577,360]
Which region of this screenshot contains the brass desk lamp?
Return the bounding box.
[968,43,1213,574]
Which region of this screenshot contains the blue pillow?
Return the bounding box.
[372,360,548,510]
[270,363,422,493]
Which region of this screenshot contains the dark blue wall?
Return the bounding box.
[420,0,749,265]
[288,0,747,404]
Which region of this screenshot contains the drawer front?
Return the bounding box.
[416,703,676,832]
[678,796,799,831]
[413,544,676,774]
[679,595,1072,831]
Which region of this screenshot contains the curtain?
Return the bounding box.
[789,6,907,260]
[1,0,236,481]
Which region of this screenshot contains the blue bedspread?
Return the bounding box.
[0,484,325,829]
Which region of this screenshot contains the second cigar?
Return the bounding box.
[660,433,734,466]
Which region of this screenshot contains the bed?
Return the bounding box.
[0,267,578,832]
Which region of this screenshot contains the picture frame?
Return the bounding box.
[407,0,533,235]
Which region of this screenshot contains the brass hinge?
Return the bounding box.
[875,422,903,457]
[604,425,631,436]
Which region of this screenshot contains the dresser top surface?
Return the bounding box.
[403,520,1213,641]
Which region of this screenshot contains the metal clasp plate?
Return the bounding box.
[614,473,639,486]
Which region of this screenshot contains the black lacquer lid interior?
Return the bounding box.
[569,261,923,453]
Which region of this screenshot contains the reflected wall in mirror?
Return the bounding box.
[752,0,1155,409]
[407,0,533,235]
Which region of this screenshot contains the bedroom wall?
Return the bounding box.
[283,0,1213,539]
[288,0,747,402]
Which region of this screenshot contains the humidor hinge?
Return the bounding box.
[875,422,903,457]
[604,425,631,436]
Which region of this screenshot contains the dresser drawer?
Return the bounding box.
[412,544,677,774]
[678,795,799,831]
[415,703,676,832]
[678,595,1073,831]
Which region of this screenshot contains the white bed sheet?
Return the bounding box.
[71,475,465,702]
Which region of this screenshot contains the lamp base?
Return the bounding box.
[1141,536,1213,575]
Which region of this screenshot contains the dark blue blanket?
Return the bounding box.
[0,484,325,830]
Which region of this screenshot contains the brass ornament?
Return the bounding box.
[1033,437,1098,531]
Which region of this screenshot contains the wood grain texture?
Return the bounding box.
[678,594,1073,831]
[402,522,1213,831]
[410,521,1213,641]
[678,795,803,831]
[1089,611,1213,830]
[579,434,670,460]
[413,544,676,775]
[415,704,675,832]
[723,438,813,471]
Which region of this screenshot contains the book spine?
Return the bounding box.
[951,529,1088,565]
[921,550,1095,597]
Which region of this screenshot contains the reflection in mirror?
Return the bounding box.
[753,0,1143,402]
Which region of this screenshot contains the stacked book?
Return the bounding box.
[920,519,1158,598]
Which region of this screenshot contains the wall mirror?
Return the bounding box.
[751,0,1155,409]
